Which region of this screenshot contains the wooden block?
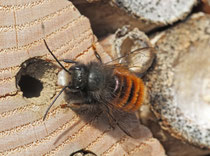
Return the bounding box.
[0,0,165,156]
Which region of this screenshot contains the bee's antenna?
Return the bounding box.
[43,86,68,120]
[41,23,73,74]
[43,39,72,75]
[105,47,154,65]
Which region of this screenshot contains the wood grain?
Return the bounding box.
[0,0,165,155]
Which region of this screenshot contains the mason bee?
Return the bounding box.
[43,38,152,137]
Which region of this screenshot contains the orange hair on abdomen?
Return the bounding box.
[112,66,146,112]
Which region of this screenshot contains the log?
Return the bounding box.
[0,0,165,155]
[71,0,197,36]
[142,13,210,156]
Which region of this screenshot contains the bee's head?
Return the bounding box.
[58,63,105,92]
[68,64,88,91]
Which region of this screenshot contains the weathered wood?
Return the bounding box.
[71,0,197,36]
[99,26,155,75]
[141,13,210,156]
[0,0,165,155]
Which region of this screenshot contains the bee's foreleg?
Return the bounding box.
[60,59,78,64]
[60,103,82,109]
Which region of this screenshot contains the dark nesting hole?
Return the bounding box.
[70,149,97,156]
[18,75,43,98]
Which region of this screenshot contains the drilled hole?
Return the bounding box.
[16,58,58,104]
[70,149,97,156]
[18,75,43,98]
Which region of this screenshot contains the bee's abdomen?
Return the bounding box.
[113,68,145,112]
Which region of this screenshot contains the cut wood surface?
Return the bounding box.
[0,0,165,155]
[71,0,197,36]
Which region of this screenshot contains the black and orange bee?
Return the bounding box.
[43,38,152,137]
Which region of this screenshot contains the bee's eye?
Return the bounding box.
[71,66,80,70]
[75,66,80,70]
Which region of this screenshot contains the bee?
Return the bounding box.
[43,38,152,137]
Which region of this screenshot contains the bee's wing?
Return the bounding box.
[106,47,155,75]
[115,109,143,139]
[104,104,144,139]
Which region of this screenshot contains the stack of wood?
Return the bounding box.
[1,0,210,155]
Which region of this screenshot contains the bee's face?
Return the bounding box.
[68,64,88,91]
[57,69,71,87]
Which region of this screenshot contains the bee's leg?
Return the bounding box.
[63,97,92,110]
[60,104,68,108]
[106,114,116,130]
[91,38,103,63]
[60,59,78,64]
[60,102,90,116]
[64,91,90,108]
[60,103,82,109]
[94,50,102,63]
